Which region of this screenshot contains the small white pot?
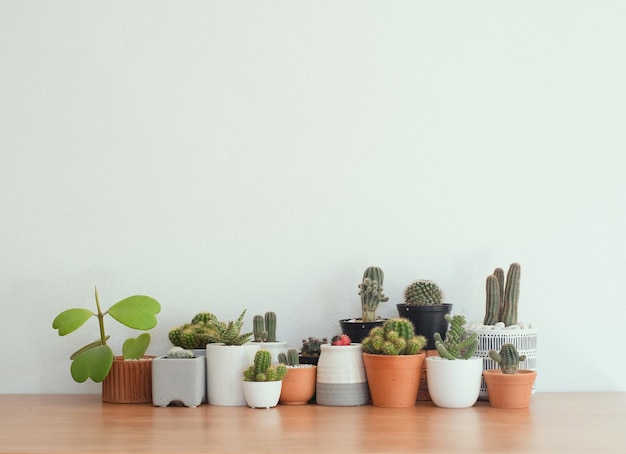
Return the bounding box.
[152,355,206,408]
[242,380,283,409]
[426,356,483,408]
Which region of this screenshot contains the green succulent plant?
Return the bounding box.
[434,314,478,360]
[361,318,427,355]
[358,266,390,322]
[243,349,288,382]
[484,263,521,326]
[253,311,278,342]
[169,310,253,348]
[52,287,161,383]
[404,279,443,306]
[278,348,300,367]
[488,343,526,374]
[300,337,327,357]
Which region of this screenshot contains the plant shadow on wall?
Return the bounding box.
[51,287,161,403]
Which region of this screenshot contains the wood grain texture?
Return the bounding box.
[0,393,624,453]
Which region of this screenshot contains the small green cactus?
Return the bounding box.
[484,263,521,326]
[404,279,443,306]
[166,346,195,359]
[358,266,390,322]
[243,349,288,382]
[300,337,327,357]
[278,348,300,367]
[434,314,479,360]
[169,310,252,348]
[252,311,278,342]
[362,318,427,355]
[488,343,526,374]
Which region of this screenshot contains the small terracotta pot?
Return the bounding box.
[102,356,154,404]
[279,365,317,405]
[483,369,537,409]
[362,352,425,408]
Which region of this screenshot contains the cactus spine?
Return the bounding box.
[488,343,526,374]
[434,314,479,360]
[358,266,389,322]
[244,349,288,381]
[484,263,521,326]
[362,318,427,355]
[404,280,443,306]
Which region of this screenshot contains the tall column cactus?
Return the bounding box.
[358,266,389,322]
[484,263,521,326]
[265,311,277,342]
[253,312,278,342]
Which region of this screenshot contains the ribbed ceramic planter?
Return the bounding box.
[152,355,206,407]
[483,369,537,409]
[362,353,425,408]
[316,344,369,406]
[206,343,260,406]
[242,380,283,409]
[102,356,154,404]
[425,356,483,408]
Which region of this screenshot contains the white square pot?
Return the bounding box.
[152,356,206,408]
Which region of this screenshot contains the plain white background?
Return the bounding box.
[1,1,624,395]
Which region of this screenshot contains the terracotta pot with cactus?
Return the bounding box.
[340,266,389,343]
[278,348,317,405]
[361,318,427,408]
[483,343,537,409]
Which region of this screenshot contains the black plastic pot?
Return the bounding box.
[395,303,453,350]
[339,318,386,343]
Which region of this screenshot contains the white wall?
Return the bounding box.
[1,1,624,395]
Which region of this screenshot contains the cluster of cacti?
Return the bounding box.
[300,337,327,357]
[489,343,526,374]
[362,318,427,355]
[166,346,195,359]
[278,348,300,367]
[253,311,277,342]
[484,263,521,326]
[434,314,479,360]
[169,310,253,348]
[404,279,443,306]
[358,266,390,322]
[243,349,288,381]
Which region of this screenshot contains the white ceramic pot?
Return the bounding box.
[242,380,283,409]
[206,343,260,406]
[316,344,369,406]
[152,355,205,408]
[249,341,288,365]
[426,356,483,408]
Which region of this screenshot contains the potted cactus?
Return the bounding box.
[168,312,223,356]
[277,348,317,405]
[361,318,427,408]
[426,313,483,408]
[340,266,389,343]
[152,347,206,408]
[298,336,327,365]
[250,311,288,364]
[242,349,288,409]
[51,287,161,403]
[483,343,537,408]
[467,263,538,399]
[396,279,453,349]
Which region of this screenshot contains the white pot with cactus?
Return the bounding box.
[152,347,206,408]
[426,314,483,409]
[249,312,288,364]
[242,349,287,409]
[467,263,537,399]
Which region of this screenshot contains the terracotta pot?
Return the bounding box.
[279,365,317,405]
[102,356,154,404]
[362,352,425,408]
[483,369,537,409]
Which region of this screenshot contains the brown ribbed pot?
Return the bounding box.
[102,356,154,404]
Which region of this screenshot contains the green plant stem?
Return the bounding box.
[94,287,107,346]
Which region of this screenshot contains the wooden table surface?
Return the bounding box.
[0,393,624,453]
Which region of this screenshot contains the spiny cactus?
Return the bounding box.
[243,349,288,381]
[434,314,478,360]
[169,310,252,348]
[253,311,278,342]
[483,263,521,326]
[404,279,443,306]
[358,266,389,322]
[362,318,427,355]
[278,348,300,367]
[300,337,327,357]
[166,346,195,359]
[488,343,526,374]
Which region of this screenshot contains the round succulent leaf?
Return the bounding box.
[107,295,161,329]
[122,333,151,360]
[70,344,114,383]
[52,308,93,336]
